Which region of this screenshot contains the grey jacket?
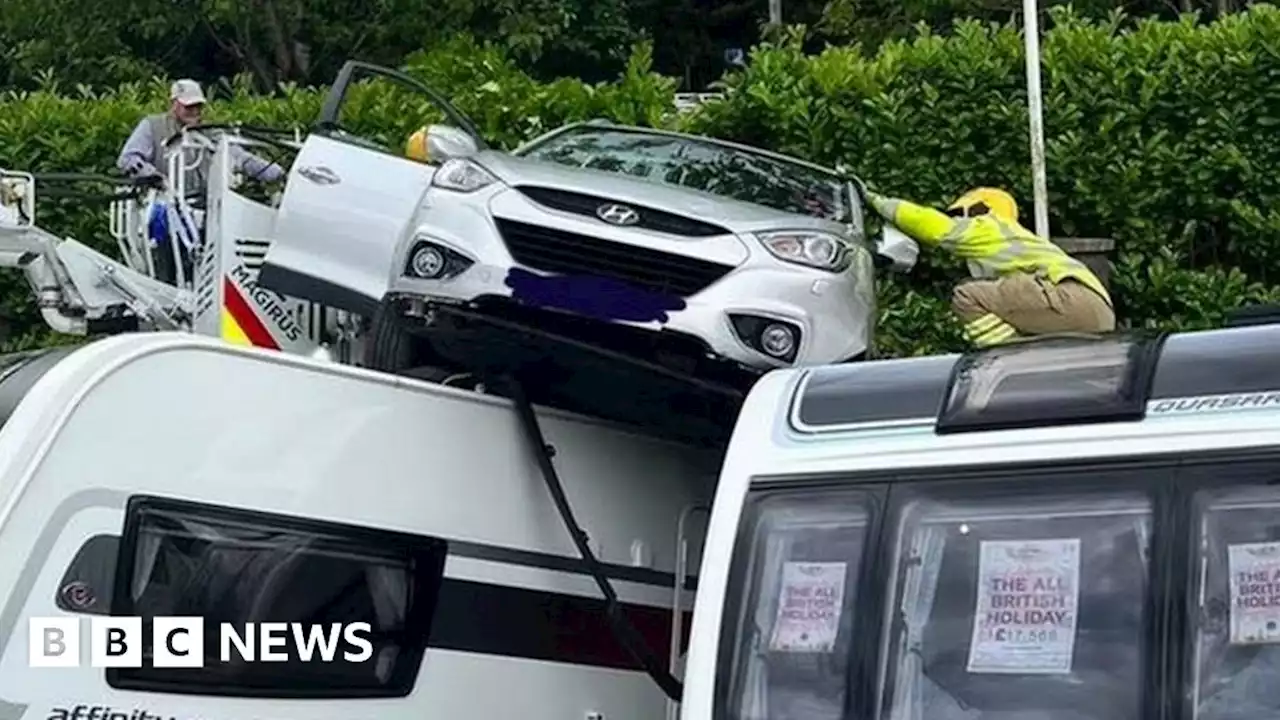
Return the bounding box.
[116,112,285,194]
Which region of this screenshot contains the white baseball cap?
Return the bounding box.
[170,79,206,106]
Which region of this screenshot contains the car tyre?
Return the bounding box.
[362,296,460,384]
[363,296,418,372]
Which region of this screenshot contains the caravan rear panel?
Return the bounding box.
[0,333,718,720]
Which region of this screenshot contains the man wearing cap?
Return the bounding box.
[117,79,286,284]
[116,79,285,190]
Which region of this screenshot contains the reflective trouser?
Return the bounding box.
[950,273,1115,347]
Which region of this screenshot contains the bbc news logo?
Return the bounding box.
[29,617,373,667]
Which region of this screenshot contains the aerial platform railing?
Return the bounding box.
[0,124,302,341]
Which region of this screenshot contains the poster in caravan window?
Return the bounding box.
[966,538,1081,674]
[769,561,847,653]
[1227,541,1280,645]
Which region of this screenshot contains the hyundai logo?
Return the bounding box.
[596,203,641,226]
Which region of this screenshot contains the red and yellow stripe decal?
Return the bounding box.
[220,277,281,351]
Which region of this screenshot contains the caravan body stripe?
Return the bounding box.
[58,532,694,672]
[221,277,280,351]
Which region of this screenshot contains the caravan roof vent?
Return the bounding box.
[935,333,1166,435]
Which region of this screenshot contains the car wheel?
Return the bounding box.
[362,297,462,385]
[363,295,445,375]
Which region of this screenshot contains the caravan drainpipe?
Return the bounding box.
[504,375,686,702]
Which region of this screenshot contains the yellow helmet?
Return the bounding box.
[405,127,429,163]
[947,187,1018,223]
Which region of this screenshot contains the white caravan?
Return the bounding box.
[681,319,1280,720]
[0,331,719,720]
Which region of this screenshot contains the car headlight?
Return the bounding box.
[755,230,851,271]
[431,158,497,193]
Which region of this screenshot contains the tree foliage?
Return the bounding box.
[5,0,1270,97]
[0,0,646,92]
[2,6,1279,356]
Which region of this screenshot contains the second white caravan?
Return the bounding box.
[681,322,1280,720]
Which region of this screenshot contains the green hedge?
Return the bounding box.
[3,8,1280,357]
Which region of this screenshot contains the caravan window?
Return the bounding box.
[1191,485,1280,719]
[720,488,878,720]
[877,486,1153,720]
[107,495,448,698]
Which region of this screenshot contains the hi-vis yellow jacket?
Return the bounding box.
[867,192,1112,307]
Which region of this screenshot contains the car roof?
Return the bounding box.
[514,121,847,181]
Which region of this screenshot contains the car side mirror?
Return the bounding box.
[875,225,919,272]
[427,124,479,162]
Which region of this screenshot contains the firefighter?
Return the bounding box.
[859,184,1115,347]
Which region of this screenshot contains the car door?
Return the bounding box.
[258,61,489,317]
[260,132,434,316]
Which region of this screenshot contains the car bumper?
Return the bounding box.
[387,184,876,368]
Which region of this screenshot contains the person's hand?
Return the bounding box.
[135,173,165,191]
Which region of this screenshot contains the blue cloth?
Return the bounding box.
[147,202,170,248]
[147,199,201,250]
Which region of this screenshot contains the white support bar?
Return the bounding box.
[1023,0,1050,238]
[673,93,725,112]
[0,171,36,228]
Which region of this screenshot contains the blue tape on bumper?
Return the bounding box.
[504,267,686,323]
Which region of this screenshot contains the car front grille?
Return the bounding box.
[514,185,730,238]
[494,218,735,297]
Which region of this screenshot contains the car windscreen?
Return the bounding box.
[517,127,851,223]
